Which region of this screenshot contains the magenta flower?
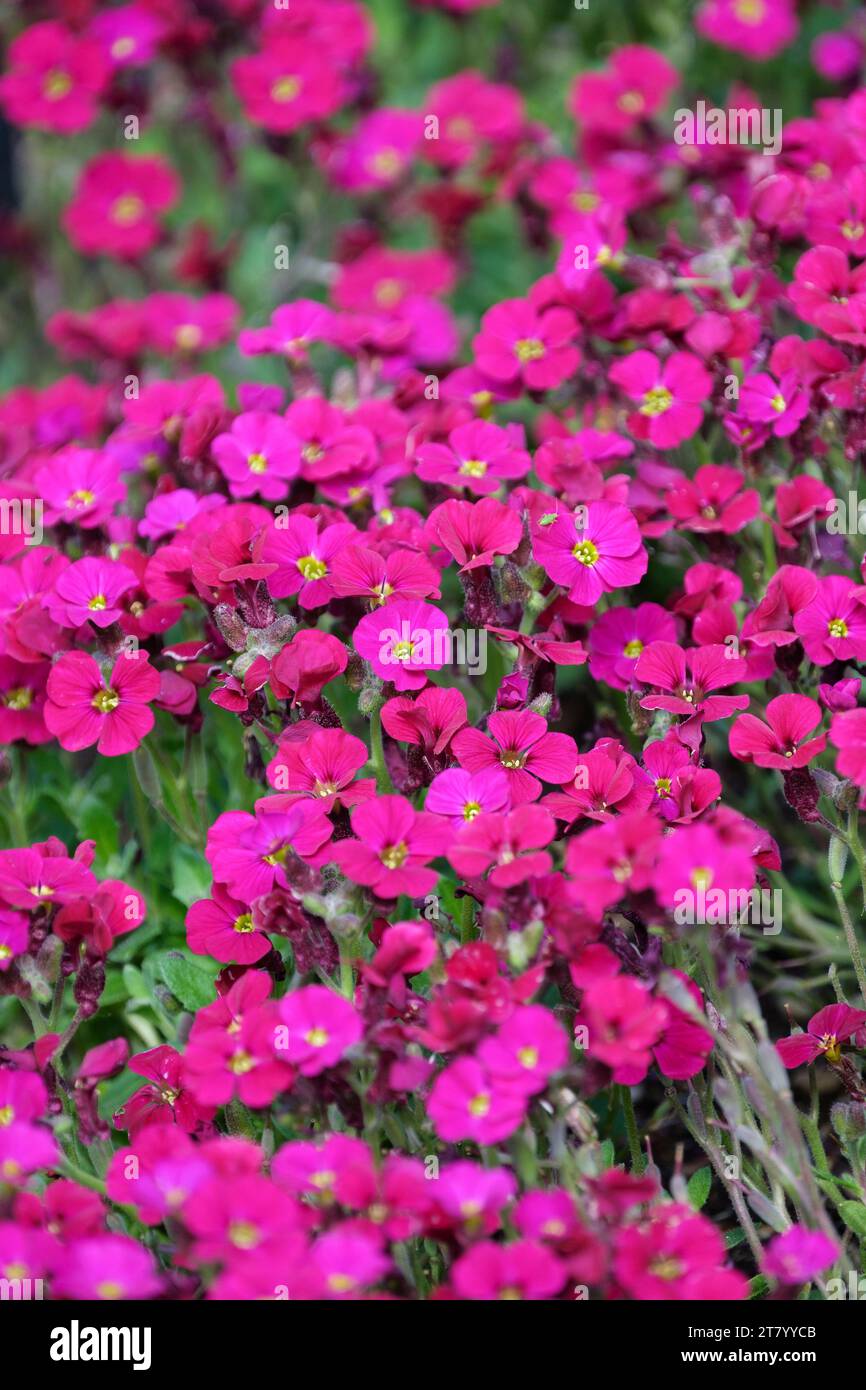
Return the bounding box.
[452,709,578,805]
[35,446,125,529]
[636,642,749,722]
[426,766,511,826]
[53,1234,163,1301]
[331,795,452,899]
[428,1056,528,1144]
[451,1239,566,1301]
[186,884,272,966]
[266,727,374,812]
[425,498,523,571]
[614,1203,746,1301]
[330,544,439,605]
[432,1160,516,1237]
[0,21,109,134]
[696,0,798,62]
[276,986,363,1076]
[212,412,302,500]
[0,909,28,970]
[763,1227,840,1285]
[44,651,160,756]
[738,372,809,438]
[730,694,825,770]
[571,44,679,134]
[258,514,357,606]
[589,603,677,691]
[114,1044,215,1138]
[653,821,756,912]
[776,1003,866,1070]
[543,741,652,825]
[794,575,866,666]
[830,708,866,786]
[448,806,556,887]
[478,1005,569,1096]
[667,465,761,535]
[238,299,336,364]
[205,804,334,900]
[609,351,712,449]
[310,1230,392,1300]
[63,152,179,259]
[231,39,345,133]
[184,1002,293,1108]
[44,556,136,629]
[472,298,580,391]
[381,685,467,755]
[353,599,451,691]
[0,847,95,911]
[565,811,663,915]
[0,656,51,745]
[532,501,648,606]
[577,975,667,1084]
[416,420,530,496]
[138,488,226,541]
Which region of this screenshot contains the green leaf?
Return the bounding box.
[156,950,217,1012]
[838,1201,866,1240]
[686,1165,713,1211]
[170,844,212,908]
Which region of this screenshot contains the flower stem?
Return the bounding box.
[618,1085,644,1173]
[828,835,866,1007]
[369,706,393,793]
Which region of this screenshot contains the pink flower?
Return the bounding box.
[652,972,714,1081]
[212,413,301,501]
[696,0,798,62]
[532,501,648,606]
[353,599,452,691]
[310,1230,391,1300]
[452,709,577,805]
[730,695,825,770]
[451,1239,566,1300]
[266,727,375,812]
[738,372,809,437]
[231,39,345,133]
[428,1056,528,1144]
[238,299,336,364]
[431,1160,516,1237]
[257,514,356,606]
[614,1203,746,1300]
[184,1002,293,1108]
[577,975,667,1083]
[636,642,749,722]
[653,821,756,912]
[589,603,677,691]
[0,847,95,912]
[270,629,349,706]
[478,1006,569,1096]
[544,741,652,825]
[426,766,511,826]
[473,299,580,391]
[819,680,860,714]
[326,108,422,191]
[0,909,28,969]
[422,71,524,170]
[565,812,663,915]
[329,545,440,604]
[425,498,523,571]
[0,21,109,134]
[331,795,452,899]
[788,246,866,343]
[416,421,530,496]
[89,5,166,69]
[138,488,226,542]
[186,884,272,965]
[794,576,866,666]
[205,804,333,900]
[276,986,363,1076]
[609,351,712,449]
[44,556,136,630]
[571,44,679,134]
[830,708,866,786]
[35,447,126,530]
[0,657,51,745]
[114,1045,214,1138]
[776,1003,866,1069]
[667,465,761,535]
[44,651,159,757]
[448,806,556,887]
[381,685,467,755]
[143,292,238,356]
[53,1234,162,1300]
[63,153,180,260]
[763,1227,840,1284]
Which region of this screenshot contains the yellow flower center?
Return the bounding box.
[459,458,488,477]
[690,866,713,891]
[649,1257,684,1281]
[271,75,301,103]
[734,0,765,20]
[375,278,403,309]
[0,1105,14,1126]
[463,800,482,821]
[305,1027,330,1048]
[368,148,402,178]
[96,1280,124,1300]
[468,1092,490,1117]
[572,539,600,567]
[175,324,202,351]
[640,386,673,417]
[514,337,545,363]
[517,1046,539,1070]
[654,777,672,796]
[92,687,120,713]
[233,913,255,934]
[4,687,33,711]
[623,639,643,658]
[617,91,644,114]
[500,749,526,769]
[499,1286,523,1300]
[381,841,408,870]
[88,593,108,611]
[247,452,268,474]
[29,884,54,898]
[842,221,865,242]
[770,394,786,413]
[44,70,73,101]
[111,194,145,225]
[828,618,848,639]
[68,488,95,508]
[392,640,414,663]
[111,37,137,60]
[297,555,327,581]
[228,1050,256,1075]
[229,1220,260,1249]
[820,1034,842,1064]
[327,1273,356,1293]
